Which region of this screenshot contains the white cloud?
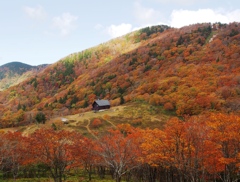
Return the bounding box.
[170,9,240,28]
[226,9,240,22]
[133,2,161,24]
[107,23,133,38]
[104,2,240,39]
[105,23,165,39]
[23,5,47,20]
[52,13,78,36]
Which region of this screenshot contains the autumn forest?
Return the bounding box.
[0,22,240,181]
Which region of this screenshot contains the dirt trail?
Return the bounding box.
[103,118,116,128]
[85,119,98,139]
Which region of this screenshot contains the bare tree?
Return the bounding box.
[96,129,142,182]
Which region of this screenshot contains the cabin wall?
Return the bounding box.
[98,105,110,110]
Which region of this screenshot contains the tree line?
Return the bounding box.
[0,112,240,182]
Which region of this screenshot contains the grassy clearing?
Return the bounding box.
[0,102,174,136]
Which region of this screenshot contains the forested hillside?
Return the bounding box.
[0,23,240,127]
[0,22,240,182]
[0,62,48,91]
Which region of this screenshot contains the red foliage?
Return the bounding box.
[91,118,102,128]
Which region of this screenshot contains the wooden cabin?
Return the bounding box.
[92,99,110,111]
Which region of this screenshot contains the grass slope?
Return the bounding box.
[0,102,173,137]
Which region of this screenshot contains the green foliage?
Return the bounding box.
[83,49,92,59]
[197,25,212,38]
[157,55,165,60]
[144,64,152,72]
[29,77,38,88]
[120,95,125,105]
[0,72,5,80]
[140,25,170,37]
[59,95,67,104]
[70,95,78,107]
[129,57,137,65]
[229,29,239,37]
[107,74,116,80]
[134,32,141,43]
[104,56,112,63]
[63,61,75,76]
[51,123,57,130]
[17,103,21,110]
[177,35,184,46]
[0,62,33,75]
[35,112,46,124]
[83,99,89,108]
[33,81,38,89]
[118,87,126,95]
[216,22,227,28]
[0,62,47,90]
[17,103,26,111]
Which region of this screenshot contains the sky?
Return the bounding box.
[0,0,240,66]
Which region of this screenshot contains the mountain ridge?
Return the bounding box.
[0,62,49,91]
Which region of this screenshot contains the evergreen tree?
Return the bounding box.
[120,95,125,105]
[35,112,46,124]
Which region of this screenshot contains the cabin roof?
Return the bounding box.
[94,99,110,106]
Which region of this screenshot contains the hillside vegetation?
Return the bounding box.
[0,62,48,91]
[0,23,240,128]
[0,22,240,182]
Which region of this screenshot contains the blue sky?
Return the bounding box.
[0,0,240,66]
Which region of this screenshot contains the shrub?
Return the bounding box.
[91,118,102,128]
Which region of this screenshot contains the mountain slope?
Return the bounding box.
[0,62,48,91]
[0,23,240,128]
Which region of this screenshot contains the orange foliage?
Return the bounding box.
[91,118,102,128]
[1,113,240,181]
[1,23,240,127]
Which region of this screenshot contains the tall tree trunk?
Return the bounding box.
[115,174,121,182]
[88,165,92,181]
